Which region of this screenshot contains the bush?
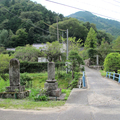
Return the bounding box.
[20,73,33,88]
[34,95,48,101]
[104,52,120,73]
[0,77,9,92]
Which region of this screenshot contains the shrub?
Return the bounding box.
[20,73,33,88]
[104,52,120,73]
[0,77,9,92]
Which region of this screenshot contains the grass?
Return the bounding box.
[0,99,65,109]
[0,76,9,92]
[100,70,106,77]
[61,89,71,100]
[0,71,79,109]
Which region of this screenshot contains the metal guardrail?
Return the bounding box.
[82,71,86,87]
[106,72,120,83]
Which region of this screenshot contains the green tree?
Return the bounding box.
[97,38,111,65]
[43,41,63,62]
[104,52,120,73]
[68,50,84,79]
[84,27,97,49]
[49,18,88,43]
[14,44,41,62]
[97,30,114,45]
[0,54,13,74]
[0,29,9,47]
[10,28,28,47]
[112,36,120,51]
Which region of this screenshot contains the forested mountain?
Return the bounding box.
[0,0,114,48]
[0,0,64,48]
[68,11,120,38]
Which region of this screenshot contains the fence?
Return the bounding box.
[106,72,120,83]
[82,71,86,87]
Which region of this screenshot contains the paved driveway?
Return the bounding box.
[1,67,120,120]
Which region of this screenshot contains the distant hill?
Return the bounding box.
[68,11,120,38]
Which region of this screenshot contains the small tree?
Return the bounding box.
[84,27,97,49]
[14,45,41,62]
[43,41,63,62]
[68,50,84,79]
[104,52,120,73]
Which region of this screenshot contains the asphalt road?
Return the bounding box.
[1,67,120,120]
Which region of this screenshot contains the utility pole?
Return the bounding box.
[57,17,59,42]
[62,31,63,43]
[66,29,68,73]
[66,29,68,60]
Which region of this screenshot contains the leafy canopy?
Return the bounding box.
[112,36,120,51]
[14,44,41,62]
[104,52,120,73]
[43,41,63,62]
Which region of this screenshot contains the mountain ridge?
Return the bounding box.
[68,11,120,38]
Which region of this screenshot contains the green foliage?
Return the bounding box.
[68,11,118,39]
[61,89,71,100]
[112,36,120,51]
[68,79,78,90]
[10,28,28,47]
[2,50,15,56]
[0,77,9,92]
[84,27,97,49]
[87,48,97,58]
[118,70,120,74]
[68,50,84,79]
[100,70,106,77]
[0,47,5,53]
[28,88,40,99]
[34,95,48,101]
[97,38,112,65]
[0,54,13,74]
[97,30,114,45]
[20,73,33,88]
[56,71,72,89]
[66,37,83,54]
[104,52,120,73]
[43,41,63,62]
[67,72,81,90]
[20,62,47,73]
[0,0,64,47]
[14,44,41,62]
[49,18,88,43]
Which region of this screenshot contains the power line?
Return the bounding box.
[113,0,120,4]
[46,0,120,22]
[100,0,120,8]
[43,21,66,31]
[75,0,120,14]
[2,6,61,36]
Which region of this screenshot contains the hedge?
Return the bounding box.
[20,62,65,73]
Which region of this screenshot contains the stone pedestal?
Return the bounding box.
[44,82,61,97]
[44,62,61,97]
[6,85,25,92]
[1,58,29,99]
[0,91,29,99]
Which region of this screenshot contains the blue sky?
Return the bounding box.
[31,0,120,22]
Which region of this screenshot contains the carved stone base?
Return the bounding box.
[44,82,61,97]
[44,82,58,91]
[6,86,25,92]
[0,91,29,99]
